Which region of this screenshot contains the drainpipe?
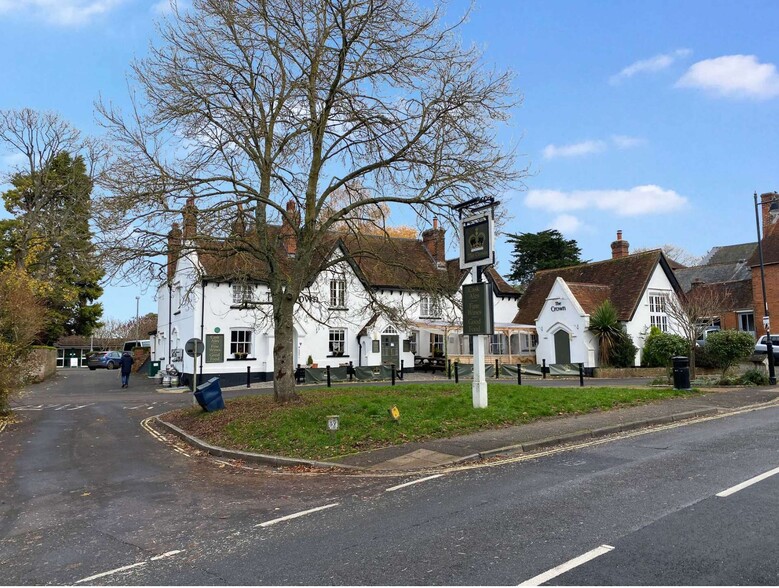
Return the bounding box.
[199,280,206,386]
[168,283,172,362]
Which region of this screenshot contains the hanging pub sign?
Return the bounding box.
[462,282,495,335]
[459,213,494,270]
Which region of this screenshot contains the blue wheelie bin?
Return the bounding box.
[194,377,225,412]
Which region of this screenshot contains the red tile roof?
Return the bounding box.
[513,250,677,324]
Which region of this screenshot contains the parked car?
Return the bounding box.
[87,350,123,370]
[695,326,720,347]
[123,339,151,352]
[754,335,779,357]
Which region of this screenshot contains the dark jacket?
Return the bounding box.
[119,353,134,374]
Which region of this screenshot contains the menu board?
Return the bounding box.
[205,333,224,363]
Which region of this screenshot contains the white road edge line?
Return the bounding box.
[717,465,779,497]
[74,562,147,584]
[385,474,444,492]
[256,503,340,527]
[150,549,184,560]
[519,544,615,586]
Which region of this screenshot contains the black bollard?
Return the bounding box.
[579,362,584,387]
[517,363,522,386]
[349,361,353,382]
[391,363,396,386]
[447,359,452,379]
[326,365,331,387]
[542,358,547,379]
[400,360,404,380]
[247,365,251,388]
[495,358,499,379]
[454,361,459,384]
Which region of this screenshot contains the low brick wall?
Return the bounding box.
[26,347,57,383]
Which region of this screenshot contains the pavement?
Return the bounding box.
[154,377,779,473]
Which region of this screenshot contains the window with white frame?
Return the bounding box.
[329,279,346,308]
[649,294,669,332]
[409,331,418,355]
[490,334,507,355]
[230,329,252,355]
[429,333,444,355]
[232,284,254,304]
[329,328,346,356]
[520,333,538,353]
[738,312,755,335]
[420,295,442,318]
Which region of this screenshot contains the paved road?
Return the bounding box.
[2,370,778,585]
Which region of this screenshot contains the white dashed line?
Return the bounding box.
[54,404,71,410]
[67,404,93,410]
[150,549,184,561]
[717,465,779,497]
[519,544,615,586]
[385,474,444,492]
[256,503,340,527]
[74,562,147,584]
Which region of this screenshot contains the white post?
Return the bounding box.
[471,267,488,408]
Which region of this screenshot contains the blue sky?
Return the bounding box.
[1,0,778,321]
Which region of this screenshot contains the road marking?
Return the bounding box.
[150,549,184,560]
[256,503,340,527]
[54,404,71,410]
[74,562,147,584]
[67,404,93,410]
[717,465,779,497]
[140,417,191,458]
[519,544,615,586]
[385,474,444,492]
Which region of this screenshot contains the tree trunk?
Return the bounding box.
[688,343,697,380]
[272,295,298,402]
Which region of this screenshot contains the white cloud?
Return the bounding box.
[610,49,692,84]
[611,135,645,149]
[525,185,688,217]
[151,0,189,15]
[548,214,583,234]
[676,55,779,100]
[0,0,124,25]
[543,136,644,160]
[543,140,606,160]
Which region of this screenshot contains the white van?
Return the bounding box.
[123,339,151,352]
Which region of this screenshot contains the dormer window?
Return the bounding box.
[232,284,255,304]
[420,295,442,319]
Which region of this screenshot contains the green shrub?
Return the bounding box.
[694,344,719,369]
[641,328,688,367]
[610,332,638,368]
[705,330,756,377]
[740,368,769,386]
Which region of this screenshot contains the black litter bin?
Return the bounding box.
[672,356,690,390]
[194,377,225,412]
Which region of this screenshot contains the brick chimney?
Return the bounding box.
[422,217,446,265]
[167,222,182,282]
[182,197,197,239]
[611,230,630,259]
[760,192,779,236]
[280,199,299,256]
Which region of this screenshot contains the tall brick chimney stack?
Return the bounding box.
[422,217,446,265]
[182,197,197,239]
[281,199,300,256]
[611,230,630,259]
[760,192,779,236]
[167,222,182,283]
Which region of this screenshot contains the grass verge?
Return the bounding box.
[163,383,698,461]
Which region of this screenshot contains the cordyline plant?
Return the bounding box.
[589,300,624,367]
[95,0,523,402]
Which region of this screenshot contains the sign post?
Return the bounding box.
[185,337,205,399]
[455,197,498,408]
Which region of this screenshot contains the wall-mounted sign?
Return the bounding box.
[459,213,494,269]
[205,333,224,363]
[462,282,494,335]
[171,348,184,362]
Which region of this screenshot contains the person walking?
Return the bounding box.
[119,351,134,388]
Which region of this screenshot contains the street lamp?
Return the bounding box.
[753,192,776,385]
[135,296,140,342]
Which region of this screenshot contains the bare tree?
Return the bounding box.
[96,0,522,401]
[665,282,732,377]
[633,244,702,268]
